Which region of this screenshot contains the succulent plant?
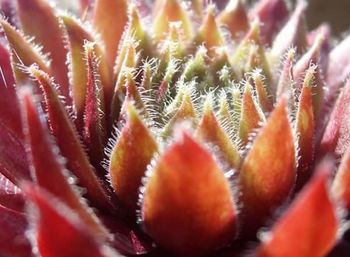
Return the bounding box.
[1,0,350,256]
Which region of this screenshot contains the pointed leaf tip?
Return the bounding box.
[195,95,241,168]
[240,97,296,237]
[28,66,114,211]
[23,184,116,257]
[255,160,338,257]
[109,102,158,213]
[142,132,237,256]
[295,68,315,191]
[16,0,70,101]
[218,0,249,41]
[19,88,109,238]
[195,5,224,57]
[93,0,128,68]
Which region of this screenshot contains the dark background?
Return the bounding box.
[305,0,350,36]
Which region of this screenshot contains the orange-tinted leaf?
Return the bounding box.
[152,0,192,41]
[16,0,70,102]
[93,0,128,68]
[61,15,113,128]
[233,21,271,83]
[240,97,296,237]
[218,0,249,41]
[255,160,338,257]
[111,40,138,124]
[109,102,157,213]
[125,5,152,58]
[252,70,273,113]
[293,34,324,83]
[195,95,241,168]
[295,67,315,191]
[142,132,237,256]
[162,87,197,137]
[195,5,223,57]
[28,66,113,211]
[20,88,108,238]
[0,19,50,84]
[24,184,117,257]
[118,71,148,123]
[239,82,265,144]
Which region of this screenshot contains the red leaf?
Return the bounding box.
[142,131,237,256]
[240,97,296,237]
[255,160,338,257]
[0,204,32,257]
[0,121,30,184]
[23,184,118,257]
[16,0,70,103]
[28,67,114,211]
[83,42,107,169]
[0,173,25,212]
[61,15,113,129]
[20,88,109,238]
[0,43,19,136]
[0,44,30,184]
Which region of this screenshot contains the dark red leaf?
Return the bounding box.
[28,67,114,211]
[20,88,109,237]
[83,42,107,169]
[0,204,32,257]
[0,173,25,212]
[23,184,118,257]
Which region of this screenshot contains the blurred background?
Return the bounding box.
[3,0,350,37]
[304,0,350,36]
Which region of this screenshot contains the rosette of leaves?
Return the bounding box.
[0,0,350,257]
